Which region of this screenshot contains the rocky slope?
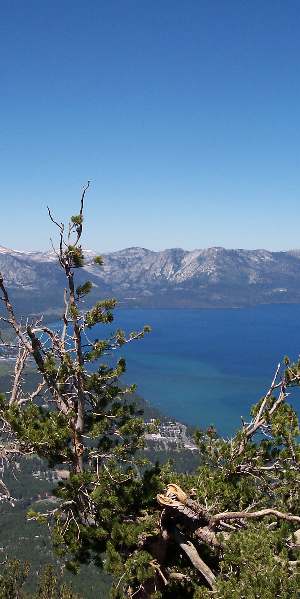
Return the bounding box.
[1,245,300,313]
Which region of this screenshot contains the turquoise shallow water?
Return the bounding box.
[98,305,300,436]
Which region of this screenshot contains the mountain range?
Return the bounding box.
[1,245,300,315]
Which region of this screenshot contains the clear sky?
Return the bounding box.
[1,0,300,252]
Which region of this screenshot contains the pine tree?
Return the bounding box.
[0,184,159,593]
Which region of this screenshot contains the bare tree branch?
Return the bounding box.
[213,508,300,524]
[170,525,216,589]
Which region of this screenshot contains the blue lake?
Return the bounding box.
[93,305,300,436]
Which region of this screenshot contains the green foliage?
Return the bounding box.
[93,255,104,266]
[71,215,83,226]
[0,561,81,599]
[109,550,154,599]
[33,565,81,599]
[0,402,71,462]
[66,246,84,268]
[84,299,117,327]
[0,560,30,599]
[196,525,300,599]
[76,281,92,297]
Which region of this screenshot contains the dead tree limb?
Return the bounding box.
[170,525,216,589]
[213,508,300,525]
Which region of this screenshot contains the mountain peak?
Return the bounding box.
[1,245,300,311]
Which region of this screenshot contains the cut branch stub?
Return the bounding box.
[157,484,210,524]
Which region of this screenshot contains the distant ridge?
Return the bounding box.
[1,245,300,313]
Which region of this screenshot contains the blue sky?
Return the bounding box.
[1,0,300,252]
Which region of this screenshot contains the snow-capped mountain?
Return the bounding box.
[1,245,300,314]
